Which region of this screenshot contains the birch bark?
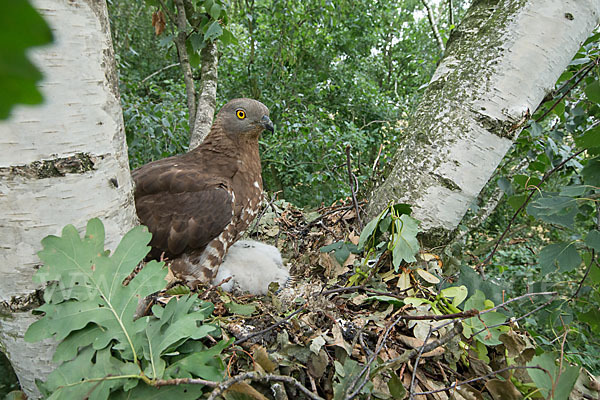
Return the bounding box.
[189,41,219,150]
[367,0,600,245]
[0,0,137,397]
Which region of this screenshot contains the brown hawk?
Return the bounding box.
[132,98,273,285]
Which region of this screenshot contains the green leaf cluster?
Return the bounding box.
[109,0,446,206]
[358,203,420,270]
[25,219,226,399]
[480,32,600,374]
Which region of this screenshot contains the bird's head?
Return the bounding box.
[217,98,274,138]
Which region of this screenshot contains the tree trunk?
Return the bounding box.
[189,41,219,150]
[0,0,137,397]
[367,0,600,245]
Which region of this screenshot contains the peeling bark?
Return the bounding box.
[189,40,219,150]
[367,0,600,246]
[0,0,137,397]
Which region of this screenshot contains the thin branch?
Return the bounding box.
[359,120,390,130]
[573,201,600,298]
[155,377,218,387]
[167,0,196,131]
[536,58,598,122]
[250,191,281,235]
[450,157,531,251]
[448,0,454,27]
[371,143,384,177]
[321,284,413,301]
[408,326,434,399]
[233,307,305,346]
[346,145,363,229]
[468,294,557,339]
[206,372,324,400]
[478,149,585,269]
[141,62,180,83]
[412,365,549,396]
[421,0,444,51]
[344,313,405,399]
[386,322,463,370]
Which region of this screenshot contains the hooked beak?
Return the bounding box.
[260,115,274,133]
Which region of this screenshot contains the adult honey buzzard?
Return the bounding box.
[132,98,274,286]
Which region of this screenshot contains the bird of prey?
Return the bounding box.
[132,98,274,286]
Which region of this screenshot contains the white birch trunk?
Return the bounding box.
[189,41,219,150]
[367,0,600,244]
[0,0,137,397]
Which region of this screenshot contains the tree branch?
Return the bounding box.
[140,62,180,84]
[206,372,324,400]
[189,40,219,149]
[167,0,196,131]
[421,0,444,51]
[346,145,363,229]
[478,149,585,270]
[233,307,306,346]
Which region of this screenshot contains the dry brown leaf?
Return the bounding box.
[319,253,349,278]
[151,10,166,36]
[348,230,360,245]
[485,379,521,400]
[225,382,269,400]
[343,253,356,267]
[330,322,352,355]
[253,345,276,373]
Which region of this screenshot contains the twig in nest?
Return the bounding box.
[302,203,365,233]
[345,145,363,229]
[206,372,324,400]
[200,277,232,300]
[321,284,413,301]
[344,312,406,399]
[233,306,306,346]
[409,325,434,399]
[385,323,463,377]
[411,365,549,396]
[250,191,281,235]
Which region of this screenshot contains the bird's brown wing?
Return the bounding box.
[133,157,234,256]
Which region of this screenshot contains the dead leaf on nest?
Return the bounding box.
[348,230,360,245]
[485,379,521,400]
[319,253,350,278]
[164,266,177,285]
[344,253,356,267]
[416,268,440,284]
[253,345,276,373]
[330,322,352,355]
[224,382,269,400]
[308,349,329,378]
[397,271,411,291]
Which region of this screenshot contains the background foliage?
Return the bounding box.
[107,0,600,377]
[109,0,464,205]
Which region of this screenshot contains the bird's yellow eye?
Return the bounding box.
[236,110,246,119]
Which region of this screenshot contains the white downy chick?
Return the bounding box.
[212,240,290,295]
